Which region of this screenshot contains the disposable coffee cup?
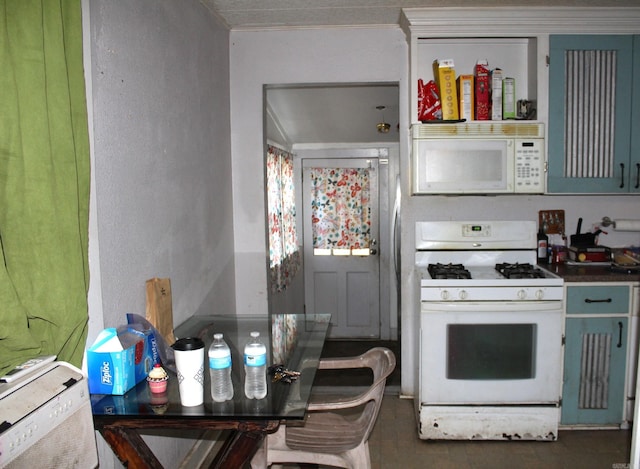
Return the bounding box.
[172,337,205,407]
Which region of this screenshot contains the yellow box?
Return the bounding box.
[433,59,459,120]
[457,74,474,121]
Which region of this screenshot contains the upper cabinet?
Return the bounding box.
[402,7,640,194]
[547,35,640,193]
[401,8,548,126]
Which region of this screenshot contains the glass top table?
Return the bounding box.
[91,313,331,468]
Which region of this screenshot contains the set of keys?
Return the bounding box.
[268,364,300,384]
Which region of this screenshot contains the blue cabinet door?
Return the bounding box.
[562,317,628,425]
[631,36,640,192]
[548,35,635,193]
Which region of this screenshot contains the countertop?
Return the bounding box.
[544,262,640,283]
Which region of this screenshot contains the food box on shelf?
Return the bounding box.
[457,74,474,121]
[433,59,459,120]
[474,60,490,120]
[491,68,503,120]
[502,77,516,119]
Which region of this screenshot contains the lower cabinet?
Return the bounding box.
[562,285,631,426]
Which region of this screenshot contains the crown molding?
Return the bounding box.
[401,7,640,37]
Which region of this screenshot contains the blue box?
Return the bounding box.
[87,327,157,395]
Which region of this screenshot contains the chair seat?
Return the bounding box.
[286,406,371,453]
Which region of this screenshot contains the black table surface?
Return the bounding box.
[90,313,331,422]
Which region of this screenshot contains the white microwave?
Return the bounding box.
[411,122,545,194]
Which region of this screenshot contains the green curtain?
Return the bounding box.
[0,0,90,375]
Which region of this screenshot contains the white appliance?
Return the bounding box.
[415,220,564,441]
[411,122,545,194]
[0,361,98,468]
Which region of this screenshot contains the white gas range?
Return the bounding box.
[415,220,565,441]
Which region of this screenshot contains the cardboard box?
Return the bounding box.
[457,74,474,121]
[491,68,503,120]
[502,77,516,119]
[474,61,490,120]
[87,327,157,395]
[433,59,459,120]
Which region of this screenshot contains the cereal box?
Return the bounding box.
[491,68,503,120]
[474,60,490,120]
[502,77,516,119]
[433,59,459,120]
[457,74,474,121]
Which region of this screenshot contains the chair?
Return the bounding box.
[251,347,396,469]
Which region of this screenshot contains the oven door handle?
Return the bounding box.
[421,301,563,313]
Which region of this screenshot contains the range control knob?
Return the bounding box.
[536,289,545,300]
[517,289,527,300]
[441,290,450,301]
[459,290,468,300]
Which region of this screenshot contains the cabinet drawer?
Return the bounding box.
[566,286,629,315]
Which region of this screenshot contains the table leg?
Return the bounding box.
[100,426,163,468]
[209,421,280,469]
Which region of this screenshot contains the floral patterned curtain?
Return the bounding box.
[266,145,300,292]
[309,168,371,251]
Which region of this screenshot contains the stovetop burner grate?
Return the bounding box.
[428,263,472,280]
[495,262,546,279]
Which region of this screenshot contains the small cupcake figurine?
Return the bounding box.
[147,363,169,393]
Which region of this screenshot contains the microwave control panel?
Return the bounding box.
[514,139,544,193]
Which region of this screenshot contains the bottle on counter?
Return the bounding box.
[244,331,267,399]
[537,227,549,264]
[209,333,234,402]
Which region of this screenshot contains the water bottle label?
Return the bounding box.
[209,355,231,369]
[244,353,266,367]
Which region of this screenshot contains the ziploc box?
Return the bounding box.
[433,59,459,120]
[474,60,490,120]
[87,327,156,395]
[457,74,474,121]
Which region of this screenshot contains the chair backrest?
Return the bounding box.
[352,347,396,443]
[312,347,396,447]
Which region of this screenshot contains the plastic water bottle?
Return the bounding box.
[244,331,267,399]
[209,333,234,402]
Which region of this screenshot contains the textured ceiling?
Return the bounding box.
[204,0,638,30]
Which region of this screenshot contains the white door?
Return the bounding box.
[302,158,380,338]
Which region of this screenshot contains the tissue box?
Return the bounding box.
[87,327,157,395]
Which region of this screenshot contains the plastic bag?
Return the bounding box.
[126,313,176,374]
[418,79,442,121]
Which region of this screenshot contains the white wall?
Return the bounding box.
[229,26,410,316]
[84,0,233,466]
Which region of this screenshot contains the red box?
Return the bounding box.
[474,61,490,121]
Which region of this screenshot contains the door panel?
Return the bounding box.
[303,157,380,338]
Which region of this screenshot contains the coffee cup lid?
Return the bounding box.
[172,337,204,351]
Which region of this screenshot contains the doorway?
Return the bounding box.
[264,83,399,341]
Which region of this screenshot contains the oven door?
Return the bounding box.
[420,301,563,405]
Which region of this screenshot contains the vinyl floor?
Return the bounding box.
[306,339,633,469]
